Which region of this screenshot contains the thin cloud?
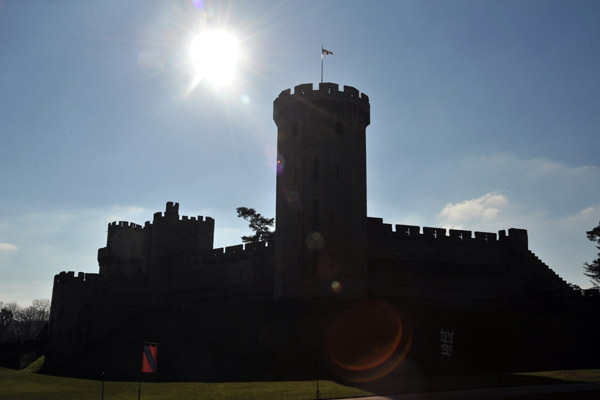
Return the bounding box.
[0,204,148,303]
[437,192,509,228]
[0,242,18,252]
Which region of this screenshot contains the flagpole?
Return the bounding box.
[321,45,324,83]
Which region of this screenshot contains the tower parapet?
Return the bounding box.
[274,83,370,127]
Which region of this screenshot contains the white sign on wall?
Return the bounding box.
[440,328,454,356]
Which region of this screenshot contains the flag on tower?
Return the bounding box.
[141,342,158,373]
[321,46,333,82]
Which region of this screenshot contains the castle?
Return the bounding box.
[45,83,593,383]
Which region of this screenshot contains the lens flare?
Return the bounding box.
[276,156,285,175]
[306,231,325,250]
[327,300,412,382]
[191,0,205,9]
[284,189,301,211]
[331,281,342,293]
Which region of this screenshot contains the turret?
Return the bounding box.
[273,83,370,298]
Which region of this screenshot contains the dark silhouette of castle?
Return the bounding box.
[45,83,594,382]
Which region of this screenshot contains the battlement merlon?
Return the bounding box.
[108,221,143,230]
[150,202,215,227]
[53,271,108,284]
[211,240,272,258]
[367,217,528,250]
[273,82,370,125]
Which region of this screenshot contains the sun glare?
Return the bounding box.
[189,29,240,87]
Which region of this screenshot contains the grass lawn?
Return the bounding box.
[515,369,600,383]
[2,358,600,400]
[0,358,371,400]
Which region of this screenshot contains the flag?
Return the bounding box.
[141,342,158,373]
[322,48,333,56]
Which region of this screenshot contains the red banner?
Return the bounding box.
[141,343,158,373]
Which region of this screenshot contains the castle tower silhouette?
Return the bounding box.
[273,83,371,298]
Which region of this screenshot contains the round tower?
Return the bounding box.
[273,82,370,298]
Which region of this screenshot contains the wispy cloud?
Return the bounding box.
[0,204,148,303]
[0,242,18,252]
[437,192,509,229]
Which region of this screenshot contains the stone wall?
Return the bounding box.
[46,271,146,369]
[366,217,571,302]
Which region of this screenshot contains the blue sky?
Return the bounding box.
[1,0,599,305]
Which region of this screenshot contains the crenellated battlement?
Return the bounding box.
[211,240,272,259]
[100,202,216,278]
[53,271,129,285]
[149,213,215,224]
[273,83,370,127]
[149,202,214,227]
[274,82,369,109]
[276,82,369,103]
[109,203,213,232]
[367,217,528,250]
[109,221,143,230]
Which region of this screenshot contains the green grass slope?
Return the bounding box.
[3,357,600,400]
[0,358,370,400]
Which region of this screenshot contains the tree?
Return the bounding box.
[236,207,274,243]
[0,307,14,342]
[0,300,51,341]
[17,299,51,338]
[30,299,51,321]
[0,302,18,342]
[583,221,600,287]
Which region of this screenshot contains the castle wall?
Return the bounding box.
[46,271,146,369]
[48,239,274,368]
[168,241,275,304]
[366,217,571,302]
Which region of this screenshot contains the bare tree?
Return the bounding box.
[1,305,14,342]
[16,299,51,339]
[0,302,18,342]
[0,300,51,340]
[31,299,50,321]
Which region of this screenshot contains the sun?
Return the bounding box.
[189,29,240,87]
